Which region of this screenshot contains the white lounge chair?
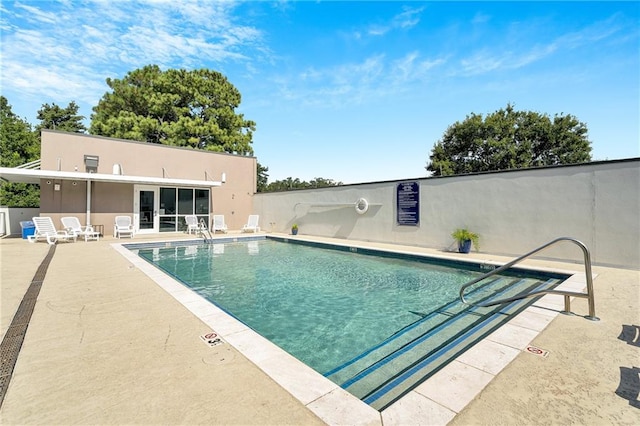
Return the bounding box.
[29,216,76,244]
[212,215,228,233]
[61,216,100,242]
[241,215,260,233]
[185,215,204,235]
[114,216,135,238]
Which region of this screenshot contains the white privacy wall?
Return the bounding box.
[253,159,640,269]
[0,207,40,237]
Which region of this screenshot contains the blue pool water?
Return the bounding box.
[136,237,566,410]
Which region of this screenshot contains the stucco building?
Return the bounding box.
[0,130,257,236]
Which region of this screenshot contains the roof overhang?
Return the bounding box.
[0,167,223,188]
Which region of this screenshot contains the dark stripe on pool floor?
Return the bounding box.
[0,244,56,408]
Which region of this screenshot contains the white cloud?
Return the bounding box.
[457,13,630,76]
[367,5,425,37]
[4,61,105,105]
[391,52,445,84]
[0,0,266,109]
[13,3,58,24]
[278,51,447,110]
[367,25,389,37]
[460,49,505,75]
[393,6,424,29]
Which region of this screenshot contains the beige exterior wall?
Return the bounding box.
[254,159,640,269]
[36,130,638,268]
[39,130,257,231]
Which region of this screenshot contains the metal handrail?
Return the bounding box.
[16,159,41,169]
[198,218,213,242]
[459,237,599,321]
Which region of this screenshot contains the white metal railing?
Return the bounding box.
[16,159,41,169]
[198,218,213,242]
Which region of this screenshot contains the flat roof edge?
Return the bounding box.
[41,129,257,160]
[0,167,223,187]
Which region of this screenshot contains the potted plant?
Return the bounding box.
[451,228,479,253]
[291,224,299,235]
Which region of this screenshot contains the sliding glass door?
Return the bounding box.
[159,187,210,232]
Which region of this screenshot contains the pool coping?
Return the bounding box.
[113,235,595,425]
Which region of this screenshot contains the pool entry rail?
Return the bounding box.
[198,218,213,242]
[459,237,599,321]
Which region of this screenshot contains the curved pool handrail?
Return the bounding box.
[459,237,599,321]
[199,218,213,243]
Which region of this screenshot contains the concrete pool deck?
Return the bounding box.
[1,233,638,425]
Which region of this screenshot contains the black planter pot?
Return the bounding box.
[291,228,298,235]
[458,239,472,253]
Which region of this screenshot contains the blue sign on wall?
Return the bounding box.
[396,181,419,226]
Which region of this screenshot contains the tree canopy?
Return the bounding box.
[427,104,592,176]
[261,176,343,192]
[90,65,256,155]
[1,98,91,206]
[0,96,40,207]
[36,101,86,133]
[256,162,269,193]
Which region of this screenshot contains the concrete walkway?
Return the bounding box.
[1,234,638,425]
[1,235,324,425]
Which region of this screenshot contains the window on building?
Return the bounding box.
[178,188,194,215]
[159,187,210,232]
[195,189,209,214]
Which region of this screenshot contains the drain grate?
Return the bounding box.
[0,376,10,404]
[23,282,43,299]
[1,325,28,344]
[0,244,56,408]
[11,299,38,326]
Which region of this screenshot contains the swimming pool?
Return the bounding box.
[133,236,568,411]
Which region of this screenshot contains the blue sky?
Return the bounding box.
[1,1,638,184]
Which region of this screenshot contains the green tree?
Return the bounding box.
[308,177,342,188]
[257,162,269,193]
[269,177,304,191]
[262,176,343,192]
[36,101,87,133]
[90,65,256,155]
[0,96,40,207]
[427,104,592,176]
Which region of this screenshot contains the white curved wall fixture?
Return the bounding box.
[294,198,374,214]
[355,198,369,214]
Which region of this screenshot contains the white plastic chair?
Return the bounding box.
[212,215,228,233]
[30,217,76,244]
[185,215,204,234]
[241,215,260,233]
[61,216,100,242]
[114,216,135,238]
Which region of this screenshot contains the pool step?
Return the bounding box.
[324,276,516,384]
[324,276,561,411]
[324,276,508,383]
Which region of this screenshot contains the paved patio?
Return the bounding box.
[1,233,638,425]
